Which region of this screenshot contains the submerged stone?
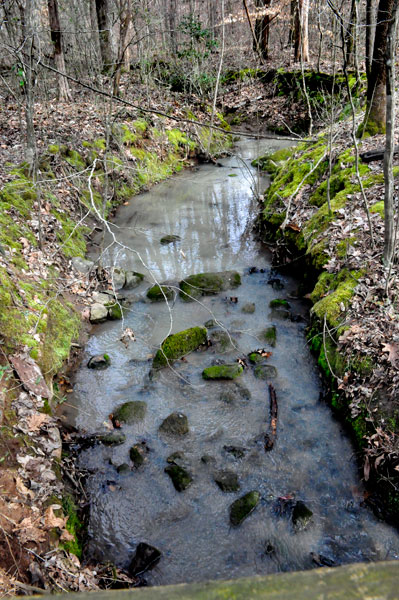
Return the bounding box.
[87,354,111,369]
[167,451,187,467]
[269,298,290,309]
[202,363,243,380]
[116,463,131,474]
[204,319,218,329]
[153,326,207,368]
[159,412,189,436]
[160,234,181,244]
[146,284,174,301]
[263,325,277,347]
[230,491,260,526]
[223,445,247,459]
[106,301,123,320]
[165,464,193,491]
[214,470,240,492]
[98,431,126,446]
[128,542,162,577]
[208,330,235,352]
[242,302,255,314]
[254,364,278,380]
[292,500,313,530]
[219,384,251,404]
[113,401,147,424]
[130,442,148,467]
[201,454,216,465]
[179,271,241,301]
[125,271,144,289]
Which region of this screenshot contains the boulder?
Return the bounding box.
[159,412,189,436]
[153,326,207,368]
[160,234,181,245]
[113,401,147,424]
[242,302,255,314]
[254,364,278,380]
[87,354,111,369]
[71,257,94,274]
[292,500,313,530]
[146,284,174,301]
[106,301,123,320]
[98,431,126,446]
[202,363,243,380]
[90,303,108,324]
[179,271,241,301]
[128,543,162,577]
[125,271,144,289]
[92,291,114,305]
[230,491,260,526]
[213,470,240,492]
[165,464,193,491]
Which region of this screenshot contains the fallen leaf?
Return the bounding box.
[27,413,50,432]
[382,342,399,367]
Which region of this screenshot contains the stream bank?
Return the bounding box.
[257,120,399,522]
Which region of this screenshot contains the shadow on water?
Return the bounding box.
[67,139,399,585]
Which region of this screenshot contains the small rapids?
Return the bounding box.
[67,139,399,585]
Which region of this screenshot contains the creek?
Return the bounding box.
[68,139,399,585]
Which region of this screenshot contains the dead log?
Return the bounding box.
[264,383,278,451]
[360,146,399,163]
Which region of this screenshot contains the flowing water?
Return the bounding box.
[69,139,399,585]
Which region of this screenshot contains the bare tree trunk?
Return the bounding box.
[113,0,132,96]
[361,0,395,135]
[366,0,376,78]
[96,0,113,72]
[169,0,178,54]
[294,0,309,61]
[254,0,272,59]
[345,0,357,67]
[383,0,399,267]
[47,0,72,101]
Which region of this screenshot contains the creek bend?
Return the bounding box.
[69,139,399,585]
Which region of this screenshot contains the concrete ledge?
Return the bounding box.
[22,561,399,599]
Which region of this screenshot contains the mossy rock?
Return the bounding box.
[311,269,363,329]
[98,431,126,446]
[113,401,147,424]
[165,464,193,491]
[179,271,241,301]
[263,325,277,347]
[87,354,111,369]
[125,271,144,289]
[106,302,123,320]
[202,363,243,380]
[213,470,240,492]
[230,491,260,526]
[116,463,131,474]
[153,326,207,368]
[204,319,218,329]
[159,412,189,436]
[269,299,290,309]
[146,284,174,301]
[292,500,313,530]
[208,330,235,352]
[248,352,265,364]
[254,364,278,380]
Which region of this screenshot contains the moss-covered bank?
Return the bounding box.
[257,135,399,520]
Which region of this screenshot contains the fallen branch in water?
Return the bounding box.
[264,383,278,451]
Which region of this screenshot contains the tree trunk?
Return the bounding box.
[254,0,272,60]
[294,0,309,61]
[366,0,376,78]
[113,0,132,96]
[361,0,395,136]
[383,0,399,267]
[95,0,113,73]
[47,0,72,101]
[345,0,357,67]
[169,0,177,54]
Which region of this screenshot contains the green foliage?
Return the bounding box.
[40,299,80,378]
[177,15,217,60]
[61,495,83,558]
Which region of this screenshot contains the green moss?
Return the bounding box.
[371,201,384,219]
[61,494,83,558]
[166,128,195,150]
[153,326,207,368]
[202,363,243,380]
[165,464,193,491]
[357,115,386,138]
[263,325,277,347]
[48,144,60,154]
[230,491,260,526]
[40,299,80,378]
[106,301,123,320]
[113,401,147,424]
[269,298,290,309]
[62,148,86,171]
[133,119,148,134]
[311,269,363,329]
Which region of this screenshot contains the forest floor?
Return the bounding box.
[0,66,398,594]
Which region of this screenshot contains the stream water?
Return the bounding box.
[69,139,399,585]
